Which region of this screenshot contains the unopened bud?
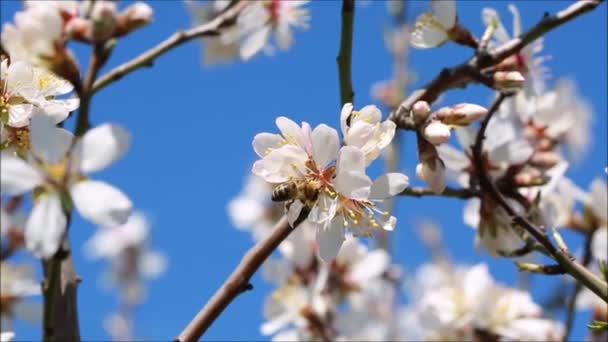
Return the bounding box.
[90,1,118,42]
[416,157,446,194]
[437,103,488,126]
[115,2,153,37]
[412,101,431,123]
[423,120,451,145]
[493,71,525,91]
[65,17,91,42]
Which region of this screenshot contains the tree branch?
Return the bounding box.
[92,1,248,94]
[42,212,80,342]
[400,186,477,199]
[337,0,355,106]
[174,210,309,342]
[473,94,608,303]
[389,0,604,129]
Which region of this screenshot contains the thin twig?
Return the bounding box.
[389,0,604,129]
[400,186,477,199]
[562,233,595,341]
[472,94,608,303]
[174,210,309,342]
[92,1,248,94]
[337,0,355,106]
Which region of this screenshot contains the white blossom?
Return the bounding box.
[186,0,240,66]
[1,4,65,66]
[340,103,397,165]
[238,0,310,60]
[83,212,167,305]
[0,114,132,258]
[1,58,79,128]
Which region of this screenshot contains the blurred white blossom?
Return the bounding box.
[0,114,132,258]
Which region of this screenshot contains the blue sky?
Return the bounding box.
[1,0,606,341]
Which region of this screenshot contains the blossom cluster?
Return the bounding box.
[0,1,162,340]
[250,104,409,261]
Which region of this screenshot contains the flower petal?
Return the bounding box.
[30,113,73,163]
[252,145,308,183]
[252,132,283,157]
[370,173,409,199]
[349,249,389,283]
[70,180,132,227]
[335,170,372,200]
[340,103,354,136]
[73,124,130,173]
[240,25,271,60]
[25,193,66,258]
[311,124,339,168]
[432,0,456,28]
[0,152,43,195]
[316,218,345,262]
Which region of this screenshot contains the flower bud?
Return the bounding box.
[412,101,431,123]
[423,120,451,145]
[493,71,525,91]
[416,157,446,194]
[115,2,153,37]
[437,103,488,126]
[90,1,118,42]
[65,17,91,42]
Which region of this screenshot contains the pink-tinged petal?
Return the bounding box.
[73,124,130,173]
[311,124,339,168]
[252,132,283,157]
[25,193,66,258]
[370,173,409,199]
[30,114,73,163]
[0,152,43,195]
[340,103,354,136]
[316,218,345,262]
[70,180,132,227]
[423,120,451,145]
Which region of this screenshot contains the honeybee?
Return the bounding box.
[271,179,322,206]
